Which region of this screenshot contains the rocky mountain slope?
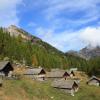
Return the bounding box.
[3,25,64,55]
[4,25,42,42]
[66,46,100,60]
[79,46,100,59]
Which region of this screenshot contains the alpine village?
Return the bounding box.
[0,25,100,100]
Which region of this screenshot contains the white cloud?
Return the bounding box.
[22,0,100,28]
[19,0,100,52]
[25,0,100,32]
[43,0,100,20]
[1,0,99,52]
[80,27,100,47]
[34,27,83,52]
[0,0,22,27]
[35,27,54,39]
[35,26,100,52]
[28,22,37,27]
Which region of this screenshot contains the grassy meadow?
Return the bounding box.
[0,78,100,100]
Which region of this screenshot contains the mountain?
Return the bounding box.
[66,45,100,60]
[79,46,100,60]
[4,25,40,41]
[4,25,64,55]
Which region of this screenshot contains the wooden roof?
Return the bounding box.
[46,70,66,78]
[24,68,46,75]
[87,76,100,83]
[52,79,78,89]
[0,61,10,70]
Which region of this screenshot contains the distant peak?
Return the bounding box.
[85,44,100,50]
[6,25,23,37]
[8,25,19,29]
[9,25,17,27]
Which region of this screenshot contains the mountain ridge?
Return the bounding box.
[66,45,100,60]
[2,25,64,56]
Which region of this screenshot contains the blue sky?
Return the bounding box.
[0,0,100,52]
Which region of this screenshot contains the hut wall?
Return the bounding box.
[24,74,34,78]
[46,77,63,81]
[2,63,13,76]
[61,88,75,95]
[0,76,3,87]
[8,71,13,77]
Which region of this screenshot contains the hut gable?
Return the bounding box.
[0,61,13,76]
[66,70,75,77]
[63,72,70,77]
[87,76,100,86]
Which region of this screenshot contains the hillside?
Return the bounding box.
[65,53,87,70]
[65,52,100,76]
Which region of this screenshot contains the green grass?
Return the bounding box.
[0,79,100,100]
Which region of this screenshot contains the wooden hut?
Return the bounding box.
[0,61,14,77]
[87,76,100,86]
[24,68,46,80]
[52,79,79,96]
